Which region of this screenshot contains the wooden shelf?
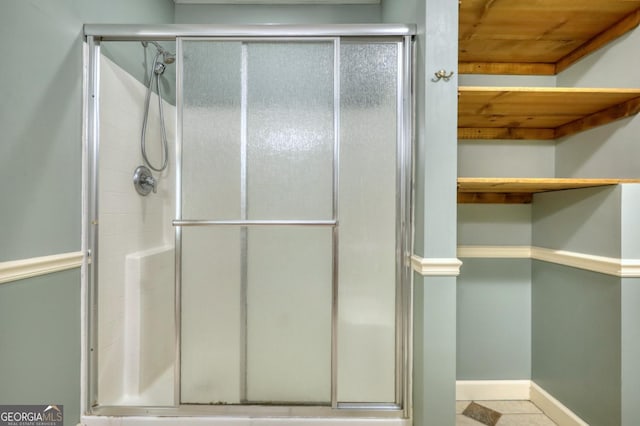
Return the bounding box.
[458,86,640,140]
[457,2,640,204]
[459,0,640,75]
[458,177,640,204]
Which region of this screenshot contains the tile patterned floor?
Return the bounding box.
[456,400,557,426]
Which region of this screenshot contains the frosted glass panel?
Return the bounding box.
[182,41,242,219]
[246,43,334,220]
[182,41,334,221]
[246,228,333,403]
[181,227,242,404]
[180,227,332,404]
[178,38,404,407]
[337,42,398,403]
[180,40,334,405]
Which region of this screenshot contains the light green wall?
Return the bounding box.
[531,187,628,425]
[532,261,621,426]
[621,184,640,259]
[620,185,640,426]
[0,270,81,426]
[1,1,174,424]
[381,0,416,23]
[102,40,177,106]
[555,27,640,179]
[0,0,173,262]
[408,0,459,423]
[532,186,622,258]
[458,204,531,245]
[458,140,555,178]
[415,0,458,259]
[174,3,381,24]
[413,275,457,426]
[457,259,531,380]
[457,205,532,381]
[621,278,640,426]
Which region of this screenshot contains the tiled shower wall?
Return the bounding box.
[97,54,176,404]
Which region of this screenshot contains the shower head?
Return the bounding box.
[142,41,175,65]
[162,51,176,64]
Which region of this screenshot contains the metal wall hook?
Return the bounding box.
[432,69,455,82]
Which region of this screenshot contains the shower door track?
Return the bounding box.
[172,220,337,227]
[83,24,415,40]
[89,403,404,419]
[83,24,415,421]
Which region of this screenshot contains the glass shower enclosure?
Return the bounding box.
[83,24,413,420]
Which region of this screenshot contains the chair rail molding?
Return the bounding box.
[0,252,85,285]
[457,245,640,277]
[411,255,463,276]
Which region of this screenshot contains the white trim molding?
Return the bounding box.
[532,246,639,278]
[530,382,589,426]
[0,251,85,285]
[457,245,640,277]
[457,245,531,259]
[410,255,463,276]
[456,380,589,426]
[456,380,531,401]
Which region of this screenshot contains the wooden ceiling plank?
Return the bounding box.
[459,0,640,72]
[555,10,640,73]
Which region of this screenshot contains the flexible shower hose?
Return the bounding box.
[140,50,170,172]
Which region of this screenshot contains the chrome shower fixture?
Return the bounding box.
[133,165,157,196]
[138,39,174,182]
[142,40,176,64]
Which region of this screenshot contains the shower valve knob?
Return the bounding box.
[144,175,157,193]
[133,165,157,196]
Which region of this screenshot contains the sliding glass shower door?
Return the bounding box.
[177,37,410,408]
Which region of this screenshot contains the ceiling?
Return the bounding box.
[173,0,379,4]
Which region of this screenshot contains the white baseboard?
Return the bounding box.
[530,382,589,426]
[456,380,589,426]
[456,380,531,401]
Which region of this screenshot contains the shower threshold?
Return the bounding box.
[81,416,410,426]
[84,401,409,425]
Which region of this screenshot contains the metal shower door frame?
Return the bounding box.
[82,24,414,420]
